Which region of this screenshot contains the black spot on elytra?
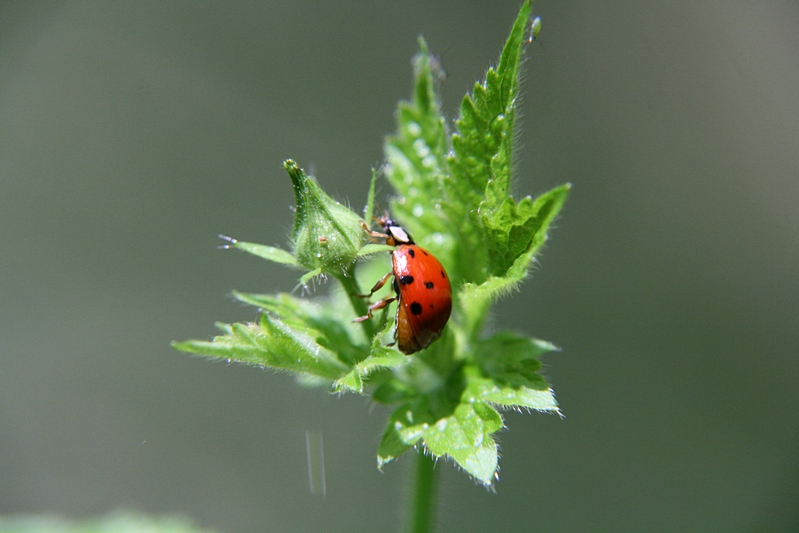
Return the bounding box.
[400,275,414,285]
[407,249,415,258]
[424,281,434,289]
[422,250,429,256]
[410,302,423,315]
[440,270,446,278]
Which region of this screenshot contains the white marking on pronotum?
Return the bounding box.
[388,225,411,244]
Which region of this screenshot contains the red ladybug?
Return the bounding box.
[354,217,452,354]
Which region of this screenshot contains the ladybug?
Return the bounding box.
[354,216,452,354]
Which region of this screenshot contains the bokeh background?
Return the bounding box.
[1,1,797,531]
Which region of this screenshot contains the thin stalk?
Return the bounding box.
[407,452,438,533]
[333,265,377,339]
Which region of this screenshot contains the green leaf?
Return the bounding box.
[364,166,378,227]
[377,394,503,486]
[377,403,416,468]
[384,38,454,267]
[502,183,571,279]
[460,330,561,413]
[285,159,366,273]
[376,327,559,482]
[447,0,530,215]
[433,0,532,285]
[335,346,405,393]
[372,376,417,405]
[219,235,298,266]
[356,243,395,258]
[472,331,557,390]
[422,400,503,485]
[466,375,559,412]
[377,369,555,484]
[470,183,571,294]
[173,314,349,381]
[458,272,534,339]
[335,319,407,393]
[232,291,368,365]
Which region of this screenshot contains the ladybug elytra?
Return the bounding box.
[354,217,452,354]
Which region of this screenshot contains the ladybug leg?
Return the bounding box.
[356,271,393,298]
[360,220,390,240]
[386,320,398,347]
[353,295,398,322]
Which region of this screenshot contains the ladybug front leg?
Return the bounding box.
[353,270,395,322]
[353,295,397,322]
[357,270,393,299]
[360,220,390,240]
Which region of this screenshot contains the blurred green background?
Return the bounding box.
[1,1,797,531]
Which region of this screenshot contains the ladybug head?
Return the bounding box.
[375,215,415,246]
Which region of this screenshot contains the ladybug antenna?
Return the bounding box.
[371,204,385,224]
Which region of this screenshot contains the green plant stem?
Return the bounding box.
[408,452,438,533]
[333,266,377,339]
